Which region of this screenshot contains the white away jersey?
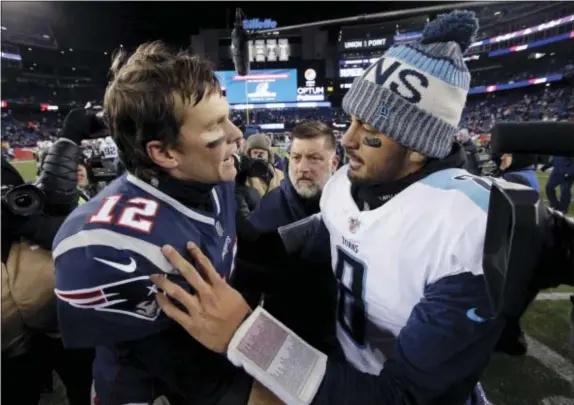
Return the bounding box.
[82,147,94,159]
[320,166,492,375]
[99,140,118,159]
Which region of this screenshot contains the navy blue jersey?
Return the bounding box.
[53,174,240,404]
[54,173,238,347]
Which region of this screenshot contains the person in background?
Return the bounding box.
[249,121,339,231]
[76,157,103,203]
[76,160,91,204]
[456,128,480,175]
[546,155,574,213]
[234,154,262,219]
[235,121,341,354]
[2,108,100,405]
[243,133,284,197]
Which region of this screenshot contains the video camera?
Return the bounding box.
[1,183,45,217]
[482,122,574,320]
[85,155,118,185]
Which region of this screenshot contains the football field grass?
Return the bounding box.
[14,160,574,405]
[11,159,38,182]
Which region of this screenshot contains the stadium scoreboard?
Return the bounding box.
[217,64,327,104]
[216,69,297,104]
[248,39,290,62]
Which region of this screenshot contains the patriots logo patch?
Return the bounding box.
[55,275,165,321]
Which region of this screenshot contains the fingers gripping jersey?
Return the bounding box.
[53,173,238,403]
[319,166,499,404]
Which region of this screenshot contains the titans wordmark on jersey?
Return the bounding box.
[320,166,493,375]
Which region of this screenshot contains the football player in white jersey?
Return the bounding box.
[152,11,501,405]
[81,140,95,160]
[35,140,54,175]
[99,136,119,160]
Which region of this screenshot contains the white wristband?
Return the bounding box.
[227,306,328,405]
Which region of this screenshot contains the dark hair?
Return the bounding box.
[104,41,221,180]
[290,121,336,151]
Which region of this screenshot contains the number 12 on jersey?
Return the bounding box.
[335,248,367,346]
[89,195,159,234]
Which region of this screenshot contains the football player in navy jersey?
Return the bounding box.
[53,41,253,404]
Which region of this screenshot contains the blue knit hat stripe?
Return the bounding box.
[385,45,469,89]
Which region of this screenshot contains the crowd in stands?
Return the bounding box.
[1,111,60,147]
[245,84,574,134]
[3,84,574,151]
[470,59,574,87]
[460,85,574,133]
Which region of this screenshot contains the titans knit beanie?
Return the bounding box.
[342,10,479,158]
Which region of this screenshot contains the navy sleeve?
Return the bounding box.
[277,214,331,262]
[312,272,504,405]
[248,187,285,233]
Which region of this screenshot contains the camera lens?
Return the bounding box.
[14,193,33,208]
[4,186,43,216]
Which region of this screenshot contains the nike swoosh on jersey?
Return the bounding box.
[94,257,137,273]
[466,308,488,323]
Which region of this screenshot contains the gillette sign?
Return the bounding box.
[341,37,389,51]
[243,19,278,30]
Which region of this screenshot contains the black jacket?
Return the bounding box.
[233,177,340,355]
[2,139,81,261]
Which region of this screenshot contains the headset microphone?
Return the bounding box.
[231,8,250,76]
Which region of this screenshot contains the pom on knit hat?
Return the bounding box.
[421,10,479,53]
[342,10,479,158]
